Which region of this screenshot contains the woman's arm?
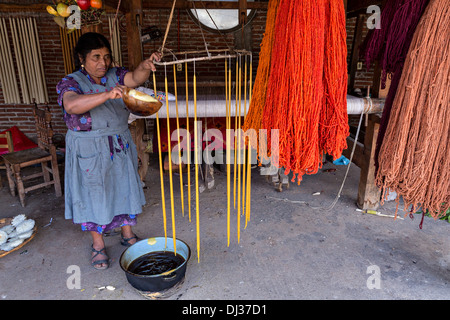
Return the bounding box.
[123,52,161,88]
[63,86,123,115]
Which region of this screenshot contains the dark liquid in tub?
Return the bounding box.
[127,251,185,276]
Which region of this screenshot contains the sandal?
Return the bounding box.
[91,245,109,270]
[120,234,139,247]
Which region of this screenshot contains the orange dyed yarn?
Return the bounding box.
[257,0,348,184]
[320,0,349,160]
[243,0,279,158]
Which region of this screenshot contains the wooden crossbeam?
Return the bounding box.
[346,0,382,17]
[103,0,268,12]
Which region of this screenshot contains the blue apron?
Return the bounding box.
[64,68,145,225]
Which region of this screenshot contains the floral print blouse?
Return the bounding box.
[56,67,129,131]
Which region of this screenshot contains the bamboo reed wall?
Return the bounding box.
[0,17,48,104]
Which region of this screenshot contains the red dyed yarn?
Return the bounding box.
[259,0,348,184]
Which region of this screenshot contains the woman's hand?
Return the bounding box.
[107,85,125,99]
[140,52,162,72]
[63,85,125,115]
[123,52,161,88]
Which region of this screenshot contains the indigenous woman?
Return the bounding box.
[56,32,160,269]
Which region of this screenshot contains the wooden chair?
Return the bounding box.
[0,130,14,188]
[1,103,62,207]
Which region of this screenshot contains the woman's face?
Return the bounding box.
[82,47,111,81]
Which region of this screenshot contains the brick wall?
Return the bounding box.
[346,15,376,90]
[0,12,68,137]
[0,7,373,138]
[0,8,265,138]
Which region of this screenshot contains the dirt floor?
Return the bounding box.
[0,155,449,301]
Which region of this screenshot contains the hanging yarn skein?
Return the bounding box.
[362,0,429,88]
[243,0,280,160]
[320,0,349,161]
[361,0,429,173]
[262,0,324,182]
[375,0,450,219]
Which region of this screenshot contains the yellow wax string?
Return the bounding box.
[225,58,230,247]
[237,56,242,243]
[193,71,200,263]
[228,58,232,135]
[244,56,247,117]
[185,61,191,223]
[241,141,246,217]
[242,57,247,215]
[164,68,176,256]
[245,138,252,229]
[246,55,253,227]
[249,55,252,104]
[153,72,167,247]
[228,59,232,133]
[173,65,184,216]
[227,58,232,246]
[225,58,229,149]
[233,58,238,209]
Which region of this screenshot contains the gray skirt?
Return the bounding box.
[64,125,146,225]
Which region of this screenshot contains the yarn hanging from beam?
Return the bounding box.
[361,0,429,174]
[362,0,429,88]
[242,0,280,160]
[250,0,348,184]
[375,0,450,219]
[319,0,349,161]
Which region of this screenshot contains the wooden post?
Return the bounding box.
[348,14,365,92]
[125,0,149,182]
[125,0,143,70]
[356,48,384,209]
[371,61,383,98]
[357,114,381,210]
[239,0,248,26]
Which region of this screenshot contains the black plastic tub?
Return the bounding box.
[119,237,191,292]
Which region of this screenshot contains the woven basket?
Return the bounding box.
[0,218,37,258]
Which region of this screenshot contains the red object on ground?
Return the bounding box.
[0,126,38,155]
